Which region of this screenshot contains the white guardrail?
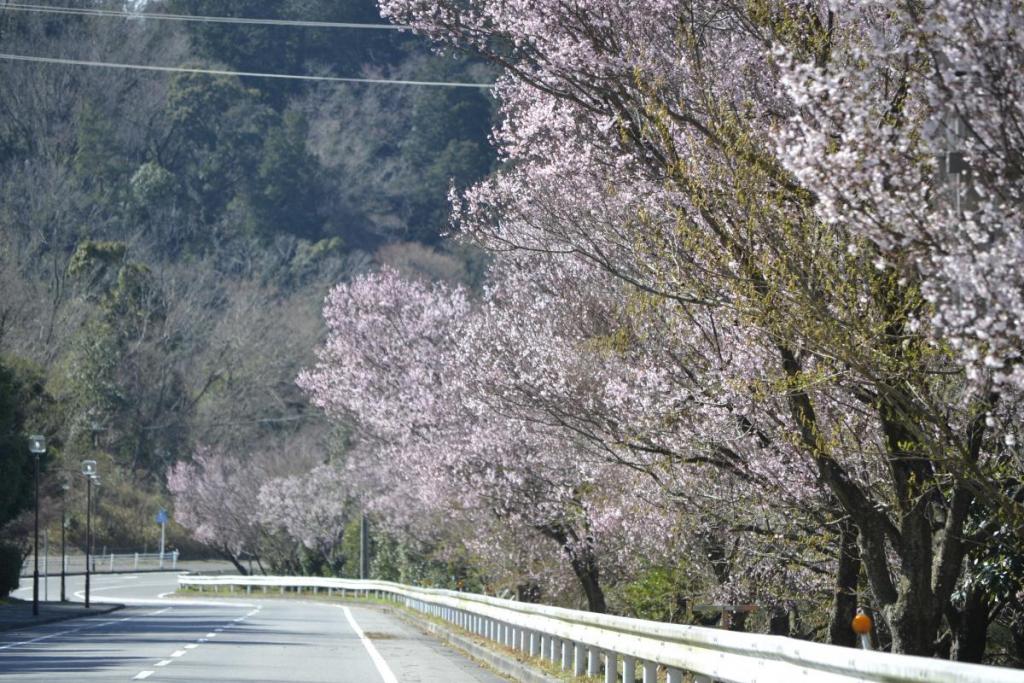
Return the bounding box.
[177,575,1024,683]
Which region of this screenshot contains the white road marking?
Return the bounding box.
[206,632,216,637]
[0,614,134,651]
[170,649,187,657]
[215,628,224,632]
[0,628,75,651]
[339,606,398,683]
[133,671,154,680]
[149,607,172,615]
[184,643,198,649]
[155,660,172,667]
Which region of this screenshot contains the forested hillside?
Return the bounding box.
[0,0,494,572]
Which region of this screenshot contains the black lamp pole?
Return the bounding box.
[28,436,46,617]
[81,460,97,609]
[60,484,68,602]
[32,454,39,615]
[85,475,91,609]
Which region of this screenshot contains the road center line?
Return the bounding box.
[155,660,172,667]
[170,649,187,657]
[133,671,154,680]
[339,606,398,683]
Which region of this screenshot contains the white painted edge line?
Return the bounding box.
[339,606,398,683]
[133,671,154,680]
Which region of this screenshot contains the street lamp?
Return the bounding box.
[81,460,97,609]
[28,435,45,617]
[60,481,70,602]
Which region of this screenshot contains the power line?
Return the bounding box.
[0,1,412,30]
[0,53,495,88]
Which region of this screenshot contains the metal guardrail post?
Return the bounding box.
[573,642,585,675]
[605,652,617,683]
[622,655,636,683]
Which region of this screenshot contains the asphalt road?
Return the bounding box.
[4,573,509,682]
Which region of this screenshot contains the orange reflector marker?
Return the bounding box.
[852,608,873,650]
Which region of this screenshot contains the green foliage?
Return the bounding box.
[74,102,129,205]
[167,0,411,107]
[0,542,22,598]
[0,361,34,529]
[248,111,325,239]
[617,565,693,623]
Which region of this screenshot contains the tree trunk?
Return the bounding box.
[884,509,941,656]
[949,584,992,663]
[539,523,607,613]
[828,518,860,647]
[220,548,249,576]
[567,545,607,613]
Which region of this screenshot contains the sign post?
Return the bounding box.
[156,508,169,568]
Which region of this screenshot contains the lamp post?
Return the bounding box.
[60,482,69,602]
[81,460,97,609]
[28,435,46,617]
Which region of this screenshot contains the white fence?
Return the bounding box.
[22,551,179,576]
[177,574,1024,683]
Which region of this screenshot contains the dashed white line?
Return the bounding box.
[133,671,154,680]
[170,649,187,657]
[184,643,198,650]
[149,607,172,616]
[155,660,172,667]
[206,632,216,638]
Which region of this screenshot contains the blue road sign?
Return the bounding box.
[155,508,169,525]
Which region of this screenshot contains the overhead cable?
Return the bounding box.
[0,53,495,89]
[0,2,412,30]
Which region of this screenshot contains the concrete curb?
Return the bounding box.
[382,604,561,683]
[0,602,124,632]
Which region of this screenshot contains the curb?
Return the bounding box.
[382,604,561,683]
[0,603,124,632]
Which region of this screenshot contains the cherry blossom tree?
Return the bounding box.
[167,445,268,574]
[258,464,349,569]
[375,0,1022,658]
